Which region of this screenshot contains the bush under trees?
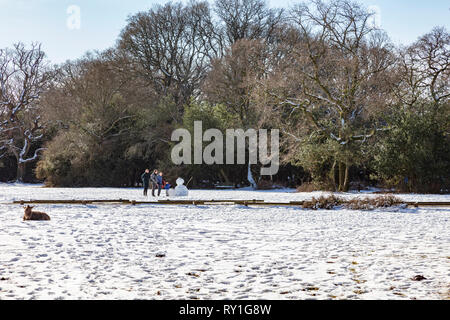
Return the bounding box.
[0,0,448,194]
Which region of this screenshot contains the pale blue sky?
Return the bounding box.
[0,0,449,64]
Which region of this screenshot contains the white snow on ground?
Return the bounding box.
[0,184,449,300]
[1,183,449,203]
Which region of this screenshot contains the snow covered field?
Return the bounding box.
[0,184,449,300]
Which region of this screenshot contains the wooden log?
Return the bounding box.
[10,199,450,207]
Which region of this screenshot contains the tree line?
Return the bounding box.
[0,0,448,193]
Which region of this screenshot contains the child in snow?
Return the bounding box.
[163,180,172,196]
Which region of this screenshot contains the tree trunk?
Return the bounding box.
[338,162,345,191]
[343,163,350,192]
[247,163,257,189]
[329,160,337,191]
[337,162,350,192]
[219,168,231,185]
[16,162,26,182]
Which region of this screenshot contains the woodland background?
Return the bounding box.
[0,0,448,193]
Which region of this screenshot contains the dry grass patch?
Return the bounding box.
[302,194,403,210]
[344,195,402,210]
[296,182,318,192]
[302,195,342,210]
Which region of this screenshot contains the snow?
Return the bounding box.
[0,184,449,300]
[173,178,189,197]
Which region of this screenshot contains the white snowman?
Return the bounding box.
[168,177,189,197]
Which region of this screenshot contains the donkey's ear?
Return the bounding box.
[30,206,35,209]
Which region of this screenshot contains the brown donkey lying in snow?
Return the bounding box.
[23,205,51,221]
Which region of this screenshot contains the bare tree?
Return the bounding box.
[214,0,284,45]
[119,1,219,112]
[263,0,396,191]
[41,51,150,146]
[202,39,271,127]
[202,39,279,187]
[0,43,50,182]
[36,51,161,187]
[395,26,450,109]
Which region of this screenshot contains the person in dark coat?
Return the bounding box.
[150,169,159,197]
[141,169,151,196]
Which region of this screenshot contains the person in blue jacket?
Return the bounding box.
[156,171,164,196]
[163,180,171,196]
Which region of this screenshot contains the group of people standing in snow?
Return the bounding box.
[141,169,171,197]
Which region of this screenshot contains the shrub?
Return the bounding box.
[344,195,402,210]
[257,179,276,190]
[371,104,450,193]
[302,195,342,210]
[296,180,336,192]
[296,182,317,192]
[301,194,403,210]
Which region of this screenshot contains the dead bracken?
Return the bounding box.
[302,195,403,210]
